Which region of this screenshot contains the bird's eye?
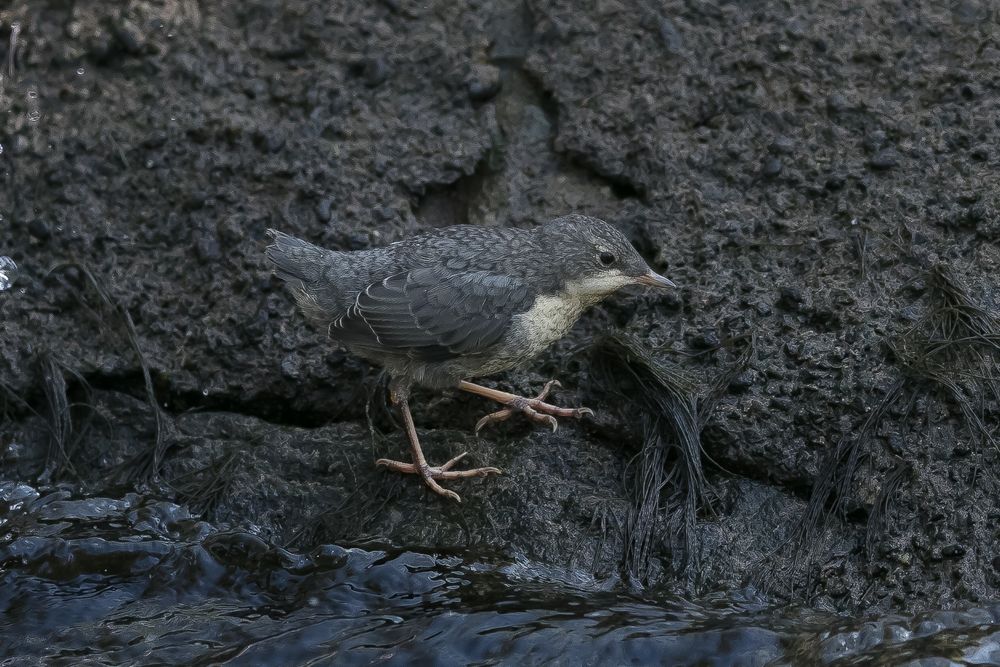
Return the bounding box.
[599,251,616,266]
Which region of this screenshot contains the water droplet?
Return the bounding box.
[0,256,19,291]
[27,109,41,123]
[26,89,38,100]
[76,67,86,76]
[145,159,154,168]
[0,144,4,156]
[6,24,20,78]
[201,389,209,397]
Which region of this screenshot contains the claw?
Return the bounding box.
[439,451,468,471]
[538,379,561,400]
[377,454,501,502]
[475,409,514,434]
[469,379,594,435]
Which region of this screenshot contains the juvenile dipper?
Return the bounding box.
[266,214,675,501]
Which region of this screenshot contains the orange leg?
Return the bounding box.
[458,380,594,434]
[376,391,500,502]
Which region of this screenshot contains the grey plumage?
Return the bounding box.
[266,214,664,390]
[266,214,677,500]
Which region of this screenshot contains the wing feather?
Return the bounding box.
[331,266,533,362]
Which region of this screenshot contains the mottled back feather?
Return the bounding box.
[333,266,532,362]
[265,215,657,385]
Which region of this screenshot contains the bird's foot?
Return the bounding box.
[474,380,595,434]
[375,452,501,502]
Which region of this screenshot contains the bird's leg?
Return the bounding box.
[458,380,595,434]
[375,390,501,502]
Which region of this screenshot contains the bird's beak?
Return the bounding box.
[635,269,677,289]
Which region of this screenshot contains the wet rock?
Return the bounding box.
[362,56,390,87]
[112,18,145,55]
[3,0,1000,622]
[183,193,207,211]
[27,218,52,240]
[194,228,222,260]
[65,20,83,40]
[11,135,29,154]
[826,92,849,113]
[825,174,846,190]
[253,129,286,153]
[769,136,794,155]
[467,64,501,100]
[280,354,303,379]
[778,286,805,311]
[728,370,756,392]
[689,330,721,350]
[315,197,335,223]
[863,130,886,153]
[942,544,967,559]
[142,131,168,149]
[658,17,683,54]
[869,148,900,170]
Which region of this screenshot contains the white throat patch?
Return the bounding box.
[563,272,634,301]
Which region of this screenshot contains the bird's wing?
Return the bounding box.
[331,266,532,362]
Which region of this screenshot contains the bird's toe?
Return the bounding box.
[439,451,468,471]
[375,457,415,473]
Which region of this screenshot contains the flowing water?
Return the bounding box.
[1,483,998,666]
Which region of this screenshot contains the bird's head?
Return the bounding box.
[543,215,676,301]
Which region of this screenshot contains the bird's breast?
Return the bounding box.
[509,293,586,355]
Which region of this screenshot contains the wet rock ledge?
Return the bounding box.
[2,0,1000,615]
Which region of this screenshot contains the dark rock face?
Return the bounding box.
[2,0,999,616]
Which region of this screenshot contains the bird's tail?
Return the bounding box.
[265,229,336,285]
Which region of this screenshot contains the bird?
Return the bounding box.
[265,214,676,501]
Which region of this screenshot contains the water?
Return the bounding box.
[25,86,40,123]
[0,256,18,291]
[1,483,998,666]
